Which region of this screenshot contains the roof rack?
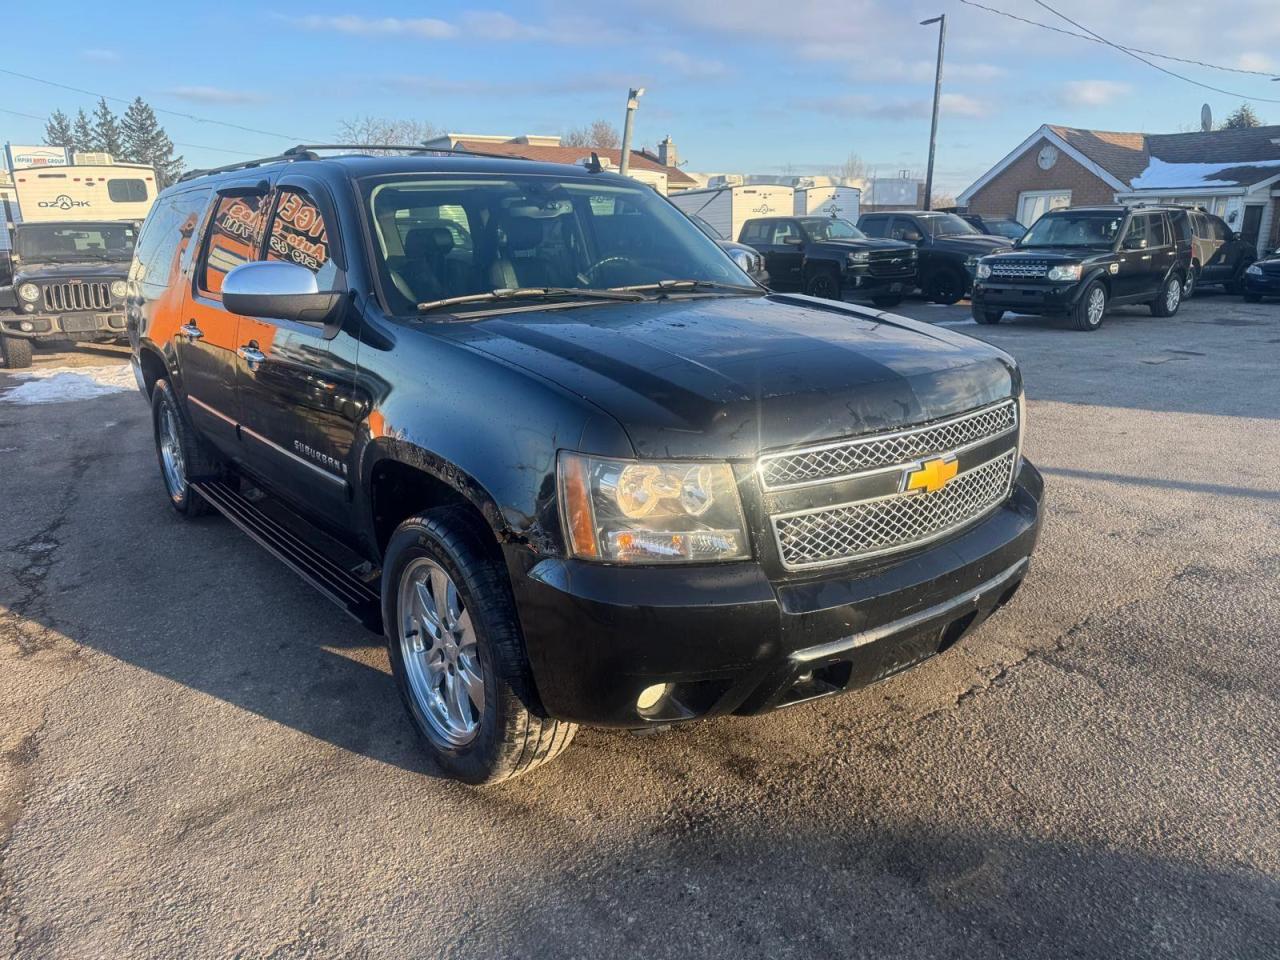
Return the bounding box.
[178,143,534,183]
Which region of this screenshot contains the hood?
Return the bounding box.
[13,260,129,282]
[983,246,1108,263]
[933,235,1011,255]
[434,294,1018,459]
[813,238,915,254]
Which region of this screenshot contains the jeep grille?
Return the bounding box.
[42,281,111,313]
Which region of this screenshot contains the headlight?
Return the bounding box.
[18,282,40,302]
[1047,264,1083,282]
[110,280,127,298]
[1246,263,1263,276]
[558,452,750,563]
[975,263,992,280]
[847,252,870,265]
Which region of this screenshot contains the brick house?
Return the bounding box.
[958,124,1280,256]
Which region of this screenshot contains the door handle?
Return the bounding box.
[179,320,203,341]
[237,344,266,364]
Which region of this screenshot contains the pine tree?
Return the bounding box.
[121,97,182,187]
[44,110,77,154]
[73,109,96,155]
[1220,103,1262,130]
[91,97,125,159]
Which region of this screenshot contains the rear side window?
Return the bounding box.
[1149,214,1170,247]
[108,178,149,203]
[1169,212,1191,243]
[265,189,338,290]
[198,193,268,295]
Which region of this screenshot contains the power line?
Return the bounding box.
[1028,0,1280,104]
[0,67,320,141]
[0,106,264,157]
[958,0,1280,81]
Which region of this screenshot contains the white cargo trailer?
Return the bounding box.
[668,184,794,242]
[794,186,861,222]
[10,163,157,223]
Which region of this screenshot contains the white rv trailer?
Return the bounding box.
[668,184,795,242]
[9,163,157,224]
[794,186,861,223]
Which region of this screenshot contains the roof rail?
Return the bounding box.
[178,143,536,183]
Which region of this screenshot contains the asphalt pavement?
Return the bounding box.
[1,294,1277,959]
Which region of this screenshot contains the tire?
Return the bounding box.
[972,306,1004,325]
[383,508,577,785]
[1071,280,1108,331]
[1182,266,1198,299]
[871,295,903,309]
[1243,291,1263,303]
[804,269,840,301]
[150,379,222,517]
[0,335,33,369]
[925,267,966,305]
[1150,274,1183,318]
[1225,264,1250,296]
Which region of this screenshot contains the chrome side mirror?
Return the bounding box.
[222,261,342,325]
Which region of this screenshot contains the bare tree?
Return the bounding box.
[563,119,621,149]
[831,152,868,185]
[336,116,442,149]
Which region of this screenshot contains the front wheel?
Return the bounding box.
[1071,281,1108,331]
[804,270,841,300]
[383,508,576,785]
[972,306,1004,325]
[1150,274,1183,317]
[925,268,966,305]
[0,335,33,369]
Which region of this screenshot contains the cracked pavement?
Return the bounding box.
[1,298,1278,959]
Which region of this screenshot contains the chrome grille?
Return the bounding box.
[868,252,916,277]
[758,400,1017,490]
[989,260,1048,280]
[42,281,111,313]
[772,451,1017,569]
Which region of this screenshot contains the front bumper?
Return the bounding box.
[841,268,916,297]
[1243,272,1280,297]
[510,459,1044,727]
[1,310,126,341]
[971,280,1082,315]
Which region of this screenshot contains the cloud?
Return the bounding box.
[166,86,266,105]
[1059,80,1132,107]
[1235,51,1275,73]
[287,14,456,39]
[81,48,120,63]
[655,50,729,79]
[279,10,615,44]
[812,91,988,121]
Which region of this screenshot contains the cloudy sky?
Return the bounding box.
[2,0,1278,193]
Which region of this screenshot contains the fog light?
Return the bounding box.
[22,303,35,313]
[19,321,33,332]
[636,684,669,711]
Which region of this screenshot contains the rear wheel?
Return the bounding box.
[1182,266,1198,299]
[1224,263,1250,295]
[150,379,222,517]
[1071,281,1108,331]
[384,508,576,785]
[1150,274,1182,317]
[804,269,840,300]
[0,335,33,369]
[925,267,966,305]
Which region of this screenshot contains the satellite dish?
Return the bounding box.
[1201,103,1213,132]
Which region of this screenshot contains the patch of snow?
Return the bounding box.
[1130,157,1280,190]
[0,364,136,405]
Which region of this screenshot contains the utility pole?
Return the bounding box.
[921,14,946,210]
[618,87,645,177]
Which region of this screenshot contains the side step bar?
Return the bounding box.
[191,479,383,631]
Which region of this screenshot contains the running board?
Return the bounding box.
[191,479,382,631]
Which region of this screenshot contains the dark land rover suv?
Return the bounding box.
[971,205,1191,331]
[129,146,1043,784]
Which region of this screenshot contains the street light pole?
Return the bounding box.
[618,87,644,177]
[921,14,946,210]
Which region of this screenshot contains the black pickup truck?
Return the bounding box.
[0,220,134,368]
[130,147,1043,784]
[738,216,916,307]
[857,211,1012,305]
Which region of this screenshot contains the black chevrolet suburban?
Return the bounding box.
[737,216,916,307]
[971,205,1191,331]
[129,146,1043,784]
[0,220,135,368]
[857,210,1011,304]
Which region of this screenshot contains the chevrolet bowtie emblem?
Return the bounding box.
[902,455,958,495]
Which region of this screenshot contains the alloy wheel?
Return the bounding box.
[1166,278,1181,313]
[158,402,186,499]
[398,557,484,747]
[1087,288,1106,326]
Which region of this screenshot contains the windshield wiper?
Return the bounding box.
[417,286,648,313]
[610,279,761,296]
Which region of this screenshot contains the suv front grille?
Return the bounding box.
[772,450,1017,568]
[988,260,1048,280]
[42,281,111,313]
[758,400,1017,490]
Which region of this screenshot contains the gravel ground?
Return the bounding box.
[1,295,1277,959]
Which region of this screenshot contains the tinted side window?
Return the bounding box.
[769,220,800,244]
[888,218,918,241]
[265,189,338,290]
[1149,214,1170,247]
[1170,212,1191,243]
[198,194,268,295]
[108,178,149,203]
[859,216,888,238]
[740,220,770,243]
[132,188,211,287]
[1208,216,1229,242]
[1123,215,1150,248]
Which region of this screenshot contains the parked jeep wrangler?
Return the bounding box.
[971,205,1192,331]
[0,221,134,368]
[130,146,1043,784]
[737,216,916,307]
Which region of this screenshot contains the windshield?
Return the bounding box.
[363,174,753,314]
[689,214,726,241]
[922,214,979,237]
[799,218,864,241]
[1020,212,1123,248]
[985,220,1027,240]
[15,223,137,262]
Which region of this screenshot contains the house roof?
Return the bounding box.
[450,139,698,186]
[1046,125,1149,183]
